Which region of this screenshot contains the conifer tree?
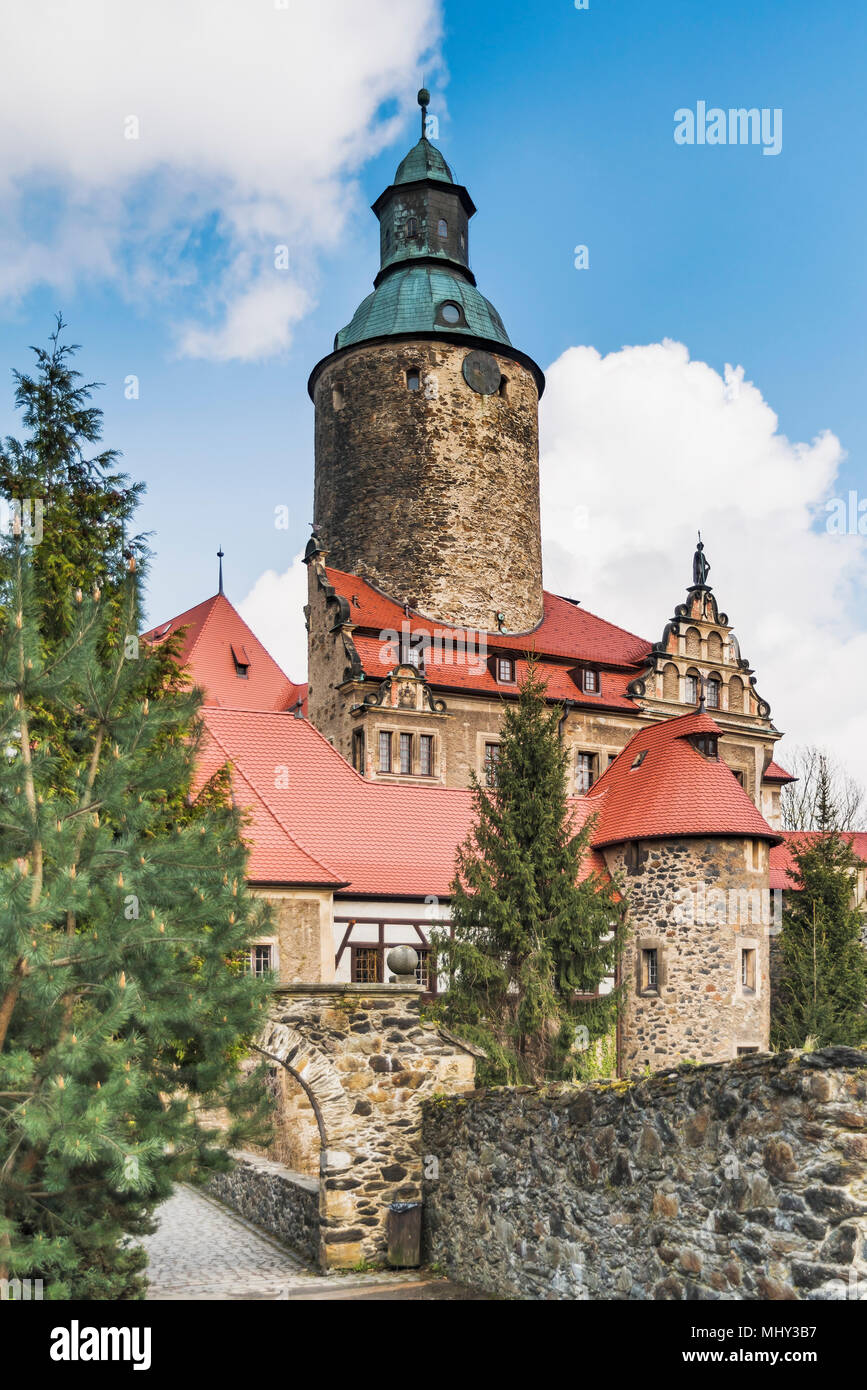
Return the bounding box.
[0,326,270,1299]
[772,760,867,1049]
[432,661,624,1084]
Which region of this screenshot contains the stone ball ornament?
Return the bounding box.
[387,945,419,979]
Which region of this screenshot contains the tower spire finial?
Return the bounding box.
[418,85,430,139]
[217,546,224,596]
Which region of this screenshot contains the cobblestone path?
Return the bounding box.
[142,1186,484,1300]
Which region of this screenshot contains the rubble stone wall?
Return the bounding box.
[422,1049,867,1301]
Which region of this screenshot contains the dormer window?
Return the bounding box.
[231,642,250,679]
[631,750,648,769]
[581,668,599,694]
[496,656,515,683]
[693,734,719,759]
[437,218,448,238]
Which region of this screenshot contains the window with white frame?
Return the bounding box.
[379,730,392,773]
[576,752,595,793]
[419,734,434,776]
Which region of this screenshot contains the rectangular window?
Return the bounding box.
[582,668,599,693]
[576,752,595,793]
[684,674,699,704]
[251,945,273,977]
[351,729,365,774]
[419,734,433,776]
[496,657,515,683]
[406,369,420,391]
[415,949,431,990]
[750,841,763,871]
[484,742,500,788]
[399,732,413,775]
[379,730,392,773]
[608,753,618,768]
[737,1046,759,1056]
[741,948,757,992]
[641,947,659,993]
[352,947,382,984]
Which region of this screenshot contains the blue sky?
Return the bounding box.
[0,0,864,776]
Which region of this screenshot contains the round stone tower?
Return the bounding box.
[308,92,545,633]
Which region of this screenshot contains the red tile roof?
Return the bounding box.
[196,707,603,897]
[763,760,796,783]
[584,711,780,847]
[325,567,652,668]
[143,593,305,714]
[352,637,640,710]
[769,831,867,889]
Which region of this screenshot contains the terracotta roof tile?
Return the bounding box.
[584,711,780,847]
[770,830,867,889]
[763,760,796,783]
[197,707,604,897]
[143,593,304,713]
[325,567,652,668]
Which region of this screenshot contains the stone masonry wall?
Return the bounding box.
[607,837,771,1072]
[259,985,477,1269]
[422,1048,867,1300]
[208,1151,319,1266]
[313,339,544,633]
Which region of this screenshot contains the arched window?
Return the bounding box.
[684,670,700,704]
[405,217,418,239]
[685,627,701,658]
[437,218,448,238]
[729,675,744,713]
[663,662,679,701]
[706,676,721,709]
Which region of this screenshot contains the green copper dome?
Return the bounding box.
[335,264,511,350]
[394,136,454,186]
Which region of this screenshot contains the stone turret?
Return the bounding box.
[585,711,781,1073]
[308,91,545,634]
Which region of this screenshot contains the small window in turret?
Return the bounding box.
[437,218,448,238]
[332,383,344,411]
[406,217,418,239]
[459,231,466,251]
[406,370,421,391]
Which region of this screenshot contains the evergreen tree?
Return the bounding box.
[772,758,867,1049]
[0,327,270,1299]
[432,661,624,1084]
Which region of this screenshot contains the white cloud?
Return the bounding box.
[239,553,308,682]
[539,339,867,788]
[0,0,442,359]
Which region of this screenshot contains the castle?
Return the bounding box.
[146,93,865,1077]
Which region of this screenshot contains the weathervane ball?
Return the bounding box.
[417,87,430,107]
